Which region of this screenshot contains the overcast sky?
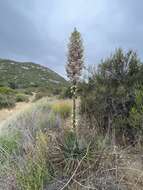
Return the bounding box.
[0,0,143,77]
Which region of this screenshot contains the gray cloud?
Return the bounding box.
[0,0,143,76]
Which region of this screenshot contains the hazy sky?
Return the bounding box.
[0,0,143,76]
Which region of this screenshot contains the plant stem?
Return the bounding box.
[73,89,76,130]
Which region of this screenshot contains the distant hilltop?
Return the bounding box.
[0,59,67,89]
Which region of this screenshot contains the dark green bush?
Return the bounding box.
[80,49,143,143]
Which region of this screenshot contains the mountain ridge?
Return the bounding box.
[0,58,67,89]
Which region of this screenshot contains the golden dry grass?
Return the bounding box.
[51,99,72,119]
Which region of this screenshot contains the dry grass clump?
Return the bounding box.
[51,100,72,119]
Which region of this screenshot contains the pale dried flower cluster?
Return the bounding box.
[66,28,84,84]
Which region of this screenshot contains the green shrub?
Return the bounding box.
[0,87,17,109]
[80,49,142,142]
[0,86,15,95]
[16,93,29,102]
[0,94,16,109]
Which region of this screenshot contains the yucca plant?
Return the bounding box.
[49,130,95,178]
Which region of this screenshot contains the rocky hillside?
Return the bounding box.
[0,59,67,88]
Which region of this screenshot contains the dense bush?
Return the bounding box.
[0,87,17,109]
[80,49,143,143]
[16,93,29,102]
[0,87,30,109]
[0,94,16,109]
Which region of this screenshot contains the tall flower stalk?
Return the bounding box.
[66,28,84,130]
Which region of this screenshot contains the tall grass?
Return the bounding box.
[15,132,50,190]
[0,98,72,189]
[0,130,21,155]
[52,100,72,119]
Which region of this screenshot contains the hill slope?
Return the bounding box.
[0,59,67,88]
